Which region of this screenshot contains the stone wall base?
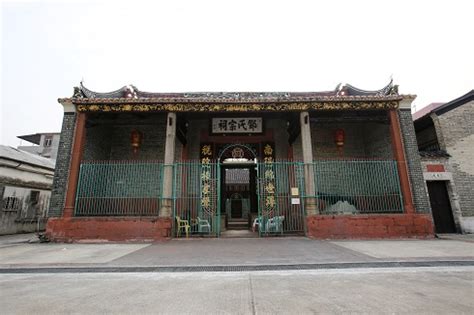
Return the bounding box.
[460,216,474,234]
[306,214,434,239]
[0,217,47,236]
[46,216,172,242]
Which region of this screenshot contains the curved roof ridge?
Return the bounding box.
[338,79,397,96]
[72,80,400,101]
[78,82,138,98]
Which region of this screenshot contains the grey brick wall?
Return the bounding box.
[48,113,76,217]
[291,118,393,161]
[437,100,474,217]
[311,122,365,158]
[293,134,303,161]
[363,123,393,158]
[108,123,166,160]
[187,118,207,160]
[83,114,167,161]
[83,125,112,160]
[266,118,289,160]
[398,109,431,213]
[175,140,183,162]
[309,120,392,159]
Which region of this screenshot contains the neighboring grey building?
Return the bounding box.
[0,145,54,235]
[414,90,474,234]
[18,132,60,162]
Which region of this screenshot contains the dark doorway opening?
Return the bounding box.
[221,164,258,230]
[427,181,456,233]
[217,143,259,232]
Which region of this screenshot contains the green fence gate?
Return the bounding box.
[173,162,221,237]
[257,162,306,236]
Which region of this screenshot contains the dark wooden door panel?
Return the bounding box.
[427,181,456,233]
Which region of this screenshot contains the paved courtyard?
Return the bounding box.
[1,234,473,314]
[0,234,473,268]
[1,267,473,314]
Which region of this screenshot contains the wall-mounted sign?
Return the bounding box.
[291,198,300,205]
[211,117,263,134]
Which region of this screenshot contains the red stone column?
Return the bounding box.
[63,112,87,218]
[388,110,415,214]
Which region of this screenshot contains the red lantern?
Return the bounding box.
[334,129,345,147]
[130,129,143,154]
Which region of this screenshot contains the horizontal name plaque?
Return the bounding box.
[211,117,263,134]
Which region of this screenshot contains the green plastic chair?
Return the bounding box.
[197,217,211,234]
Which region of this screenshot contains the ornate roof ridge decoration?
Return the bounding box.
[335,79,399,96]
[71,80,399,102]
[63,81,412,112]
[75,82,139,99]
[62,94,404,104]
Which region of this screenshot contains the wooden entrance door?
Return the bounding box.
[427,181,456,233]
[231,199,243,218]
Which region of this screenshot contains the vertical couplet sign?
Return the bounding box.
[261,142,276,218]
[200,143,214,218]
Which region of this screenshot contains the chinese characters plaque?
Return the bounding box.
[211,118,263,134]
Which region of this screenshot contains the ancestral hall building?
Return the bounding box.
[46,81,434,241]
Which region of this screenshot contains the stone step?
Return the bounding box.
[227,226,249,231]
[227,220,249,230]
[220,230,258,238]
[228,219,248,224]
[228,222,248,227]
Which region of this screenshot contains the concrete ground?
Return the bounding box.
[0,233,38,247]
[1,267,473,314]
[0,233,473,314]
[0,234,473,268]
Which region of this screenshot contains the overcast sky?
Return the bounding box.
[1,0,473,147]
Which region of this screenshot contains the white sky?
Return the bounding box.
[1,0,473,147]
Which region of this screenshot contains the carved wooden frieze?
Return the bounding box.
[75,101,399,113]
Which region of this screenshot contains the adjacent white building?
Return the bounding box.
[17,132,60,162]
[0,145,54,235]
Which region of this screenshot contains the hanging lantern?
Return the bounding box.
[130,129,143,153]
[334,129,345,147]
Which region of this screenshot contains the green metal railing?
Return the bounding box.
[309,159,403,214]
[73,158,404,235]
[75,160,164,216]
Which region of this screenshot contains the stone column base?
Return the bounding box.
[159,198,173,217]
[304,197,319,216]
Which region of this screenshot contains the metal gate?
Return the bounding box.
[173,162,221,237]
[173,160,306,238]
[257,162,306,236]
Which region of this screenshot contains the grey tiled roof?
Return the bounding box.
[0,145,55,170]
[419,150,451,158]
